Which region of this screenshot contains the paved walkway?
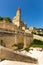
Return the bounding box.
[0,60,38,65]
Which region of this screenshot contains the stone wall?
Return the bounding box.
[0,46,37,64]
[0,34,15,50]
[0,21,17,31]
[33,34,43,41]
[0,21,33,49]
[0,31,33,49]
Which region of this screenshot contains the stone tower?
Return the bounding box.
[16,7,21,20]
[12,7,21,27]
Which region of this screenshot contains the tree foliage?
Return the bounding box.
[0,16,3,21]
[3,17,12,22]
[0,16,12,22]
[31,39,43,48]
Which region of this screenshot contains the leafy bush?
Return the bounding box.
[3,17,12,22]
[24,47,30,51]
[0,16,12,22]
[31,39,43,48]
[32,31,43,36]
[37,34,43,36]
[32,32,36,34]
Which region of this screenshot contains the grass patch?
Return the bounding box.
[31,44,43,48]
[31,39,43,48]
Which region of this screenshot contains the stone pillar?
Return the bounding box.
[23,34,27,49]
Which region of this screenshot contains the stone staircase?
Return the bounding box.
[0,46,37,64]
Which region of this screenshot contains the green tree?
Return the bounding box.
[31,39,43,48]
[3,17,12,22]
[0,16,3,21]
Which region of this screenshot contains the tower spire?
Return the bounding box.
[12,7,21,27]
[18,6,21,10]
[16,6,21,20]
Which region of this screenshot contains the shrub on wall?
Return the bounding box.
[24,47,30,51]
[0,16,12,22]
[3,17,12,22]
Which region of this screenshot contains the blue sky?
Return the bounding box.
[0,0,43,28]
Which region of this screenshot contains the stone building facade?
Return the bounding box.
[0,7,33,50]
[29,27,43,34]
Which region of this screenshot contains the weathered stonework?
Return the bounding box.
[0,46,37,63]
[0,7,33,50]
